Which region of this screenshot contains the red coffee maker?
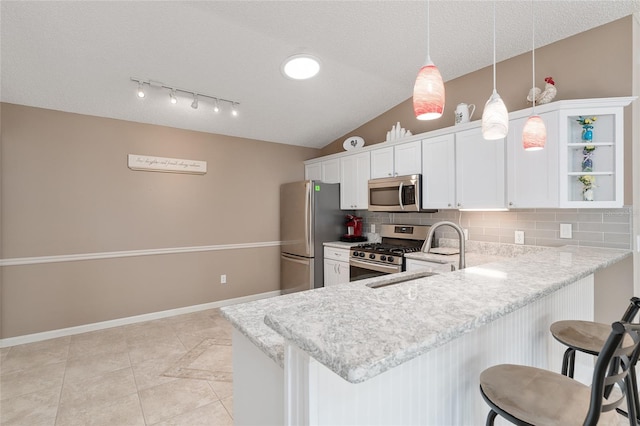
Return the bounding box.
[341,215,366,242]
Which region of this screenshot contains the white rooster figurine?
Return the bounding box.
[527,76,557,105]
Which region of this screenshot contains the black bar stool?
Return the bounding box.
[550,297,640,422]
[480,321,640,426]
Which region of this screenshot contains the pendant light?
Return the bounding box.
[481,1,509,140]
[413,0,445,120]
[522,0,546,151]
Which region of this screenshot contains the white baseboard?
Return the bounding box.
[0,290,282,348]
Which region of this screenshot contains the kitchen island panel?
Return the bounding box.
[284,275,593,425]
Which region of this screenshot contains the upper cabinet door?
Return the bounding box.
[370,146,394,179]
[422,134,456,209]
[340,152,370,210]
[305,162,322,181]
[321,159,341,184]
[506,112,559,208]
[455,127,506,209]
[394,141,422,176]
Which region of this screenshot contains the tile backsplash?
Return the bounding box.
[357,206,635,250]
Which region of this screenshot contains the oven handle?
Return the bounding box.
[350,258,401,274]
[398,181,404,211]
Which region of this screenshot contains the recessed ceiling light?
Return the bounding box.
[282,54,320,80]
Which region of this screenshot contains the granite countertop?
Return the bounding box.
[221,245,631,384]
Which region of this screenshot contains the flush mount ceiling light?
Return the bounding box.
[281,54,320,80]
[413,0,445,121]
[522,1,546,151]
[481,1,509,140]
[131,78,240,117]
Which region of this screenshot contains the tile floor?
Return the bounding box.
[0,308,233,425]
[0,308,634,426]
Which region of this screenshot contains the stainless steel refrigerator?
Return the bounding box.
[280,181,345,294]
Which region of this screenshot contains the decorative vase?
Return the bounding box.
[582,127,593,142]
[582,187,594,201]
[582,149,593,172]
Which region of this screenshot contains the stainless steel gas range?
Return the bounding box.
[349,224,431,281]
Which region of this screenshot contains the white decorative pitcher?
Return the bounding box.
[455,103,476,125]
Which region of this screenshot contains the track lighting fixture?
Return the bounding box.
[130,78,240,117]
[137,82,145,98]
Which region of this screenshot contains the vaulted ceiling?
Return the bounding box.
[2,1,639,148]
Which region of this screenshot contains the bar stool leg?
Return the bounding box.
[486,409,498,426]
[561,347,574,376]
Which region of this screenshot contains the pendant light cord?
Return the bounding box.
[492,1,496,94]
[531,0,536,112]
[426,0,431,60]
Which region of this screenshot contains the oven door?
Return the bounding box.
[350,257,401,282]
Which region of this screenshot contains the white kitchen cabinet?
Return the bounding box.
[455,127,506,209]
[506,111,559,208]
[340,151,370,210]
[305,159,340,183]
[323,247,350,286]
[421,134,456,209]
[370,141,422,179]
[305,162,321,181]
[559,104,625,208]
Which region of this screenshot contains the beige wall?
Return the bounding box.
[0,104,319,338]
[321,17,635,204]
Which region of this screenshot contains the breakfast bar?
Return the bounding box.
[221,245,632,425]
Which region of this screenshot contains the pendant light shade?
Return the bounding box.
[482,2,508,140]
[522,115,546,151]
[482,92,508,140]
[413,0,444,121]
[413,57,445,120]
[522,0,546,150]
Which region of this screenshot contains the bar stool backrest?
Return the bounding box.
[584,321,640,425]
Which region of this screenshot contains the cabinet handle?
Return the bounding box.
[509,202,514,206]
[457,203,462,207]
[447,203,452,207]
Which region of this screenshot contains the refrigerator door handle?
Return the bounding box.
[305,183,311,255]
[281,253,311,265]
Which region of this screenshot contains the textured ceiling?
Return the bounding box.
[2,1,639,148]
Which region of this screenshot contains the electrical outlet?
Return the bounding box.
[560,223,573,239]
[371,224,376,233]
[514,231,525,245]
[463,229,469,240]
[220,274,227,284]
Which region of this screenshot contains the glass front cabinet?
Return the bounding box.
[558,97,633,208]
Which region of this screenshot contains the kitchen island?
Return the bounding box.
[221,246,632,425]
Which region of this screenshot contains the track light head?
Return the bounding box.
[213,99,220,113]
[191,94,199,109]
[170,89,177,104]
[136,82,145,98]
[231,103,238,117]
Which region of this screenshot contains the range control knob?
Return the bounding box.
[380,255,387,261]
[352,251,359,257]
[359,252,365,257]
[387,256,394,263]
[369,253,375,260]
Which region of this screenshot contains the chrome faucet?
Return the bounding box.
[421,221,466,270]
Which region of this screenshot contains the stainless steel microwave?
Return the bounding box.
[368,174,423,212]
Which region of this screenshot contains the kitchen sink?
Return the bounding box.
[366,271,438,289]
